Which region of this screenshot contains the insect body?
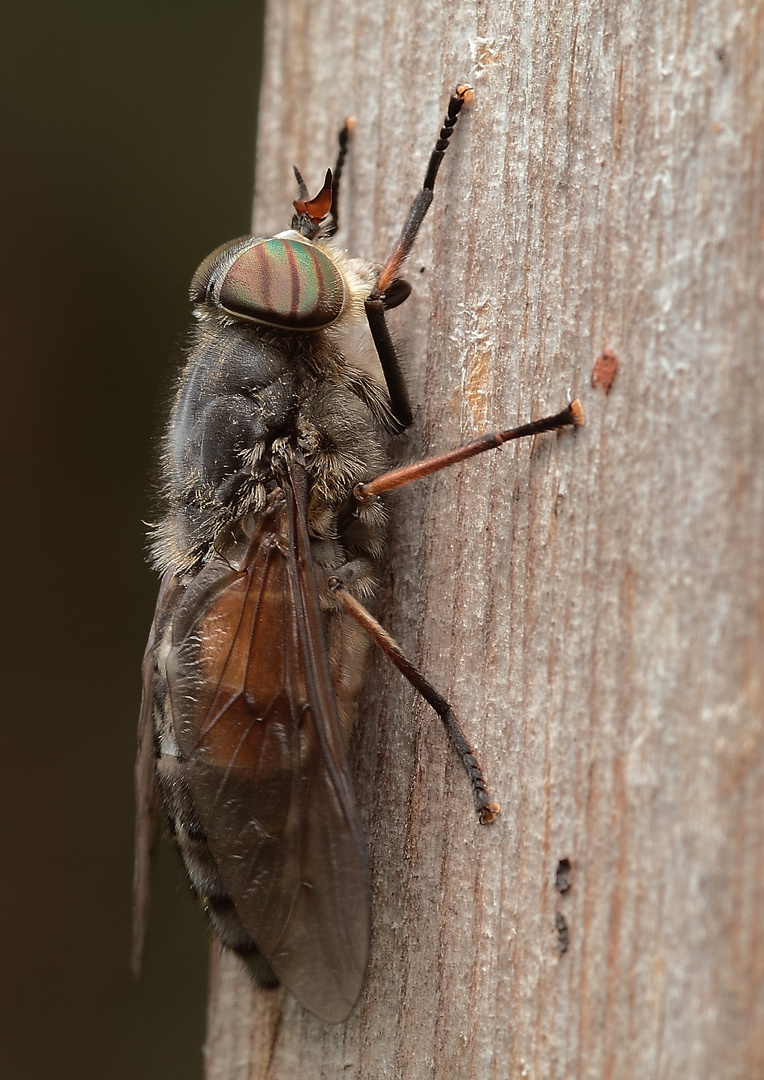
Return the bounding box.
[133,86,583,1024]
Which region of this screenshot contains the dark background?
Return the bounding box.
[1,4,265,1077]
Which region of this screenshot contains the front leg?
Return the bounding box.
[364,297,412,429]
[364,85,474,430]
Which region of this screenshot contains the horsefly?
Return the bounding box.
[132,85,583,1023]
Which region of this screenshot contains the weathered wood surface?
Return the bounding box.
[205,2,764,1077]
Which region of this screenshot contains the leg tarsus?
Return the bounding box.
[327,117,355,236]
[374,85,472,296]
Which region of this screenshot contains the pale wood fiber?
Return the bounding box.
[205,2,764,1077]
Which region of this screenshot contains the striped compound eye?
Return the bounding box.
[191,236,346,330]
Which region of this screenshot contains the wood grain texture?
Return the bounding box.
[204,2,764,1077]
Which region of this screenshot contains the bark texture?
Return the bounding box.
[205,2,764,1077]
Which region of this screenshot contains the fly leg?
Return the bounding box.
[365,84,473,429]
[329,575,499,825]
[354,399,584,501]
[326,117,355,237]
[374,84,473,298]
[340,397,584,821]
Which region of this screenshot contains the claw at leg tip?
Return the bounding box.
[479,802,500,825]
[569,399,585,427]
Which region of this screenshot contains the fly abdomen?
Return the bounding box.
[204,895,279,989]
[155,753,278,987]
[156,755,222,898]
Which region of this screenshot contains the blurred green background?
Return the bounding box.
[1,3,265,1077]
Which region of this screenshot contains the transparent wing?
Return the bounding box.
[132,571,181,976]
[165,460,370,1022]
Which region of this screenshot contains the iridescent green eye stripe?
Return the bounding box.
[277,239,343,325]
[219,238,345,328]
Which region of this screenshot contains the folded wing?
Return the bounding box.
[158,460,370,1022]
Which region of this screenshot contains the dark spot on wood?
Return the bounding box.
[555,857,572,893]
[591,348,619,394]
[556,911,569,954]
